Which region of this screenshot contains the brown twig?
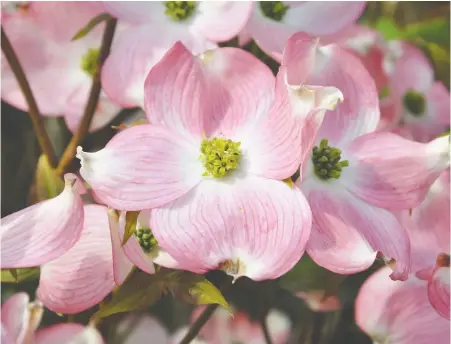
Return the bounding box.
[56,18,117,176]
[1,27,58,167]
[179,303,219,344]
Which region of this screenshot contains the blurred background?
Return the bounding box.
[1,2,450,343]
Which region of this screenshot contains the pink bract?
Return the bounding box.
[356,267,450,344]
[1,2,120,133]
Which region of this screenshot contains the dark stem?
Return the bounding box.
[261,319,274,344]
[179,303,218,344]
[56,18,117,176]
[1,27,58,168]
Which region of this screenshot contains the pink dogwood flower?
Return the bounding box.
[285,33,450,280]
[398,170,450,319]
[1,292,104,344]
[78,42,343,281]
[113,314,169,344]
[1,2,121,132]
[1,174,84,269]
[295,291,341,312]
[101,1,252,108]
[381,42,450,141]
[241,1,366,61]
[355,267,450,344]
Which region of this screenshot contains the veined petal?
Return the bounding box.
[103,1,163,24]
[102,25,217,109]
[283,33,380,144]
[37,205,115,314]
[356,267,450,344]
[284,2,366,36]
[194,1,253,42]
[34,324,104,344]
[108,209,134,285]
[345,132,450,210]
[114,314,169,344]
[144,42,275,139]
[1,293,43,344]
[77,124,203,210]
[303,187,410,280]
[151,177,312,281]
[0,174,84,268]
[428,267,450,320]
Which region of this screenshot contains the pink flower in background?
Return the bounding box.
[1,174,84,269]
[1,2,121,132]
[381,42,450,141]
[1,292,104,344]
[285,33,450,280]
[355,267,450,344]
[295,291,341,312]
[398,170,450,319]
[113,314,169,344]
[108,209,180,286]
[102,1,252,108]
[241,1,366,61]
[77,42,345,281]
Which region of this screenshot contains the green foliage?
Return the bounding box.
[34,154,64,202]
[94,269,229,319]
[72,13,111,41]
[1,268,40,283]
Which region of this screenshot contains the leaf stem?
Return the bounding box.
[55,18,117,176]
[179,303,219,344]
[1,27,58,168]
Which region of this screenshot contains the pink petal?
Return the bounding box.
[103,2,161,24]
[108,209,134,285]
[1,174,84,268]
[151,177,312,281]
[34,324,104,344]
[295,291,341,312]
[264,310,291,344]
[1,293,42,344]
[77,124,203,210]
[37,205,115,314]
[345,132,450,210]
[102,25,217,109]
[114,314,169,344]
[116,210,155,275]
[356,267,450,344]
[428,267,450,320]
[303,187,410,280]
[144,42,275,139]
[284,2,366,36]
[283,32,380,144]
[193,2,253,42]
[29,2,105,42]
[426,81,451,127]
[391,43,434,95]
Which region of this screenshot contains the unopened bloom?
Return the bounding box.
[398,170,450,319]
[356,267,450,344]
[102,1,252,108]
[78,42,344,281]
[1,292,104,344]
[1,2,120,132]
[241,1,366,61]
[285,33,450,280]
[1,174,84,269]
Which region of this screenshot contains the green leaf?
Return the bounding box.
[35,154,64,202]
[122,211,139,246]
[404,18,450,48]
[1,268,40,283]
[72,13,111,41]
[376,17,404,41]
[165,271,230,312]
[94,270,163,319]
[279,255,346,294]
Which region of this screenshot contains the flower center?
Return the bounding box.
[436,253,450,268]
[164,1,196,21]
[403,89,426,117]
[200,137,241,178]
[259,1,289,21]
[312,139,349,181]
[80,48,100,77]
[135,228,158,253]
